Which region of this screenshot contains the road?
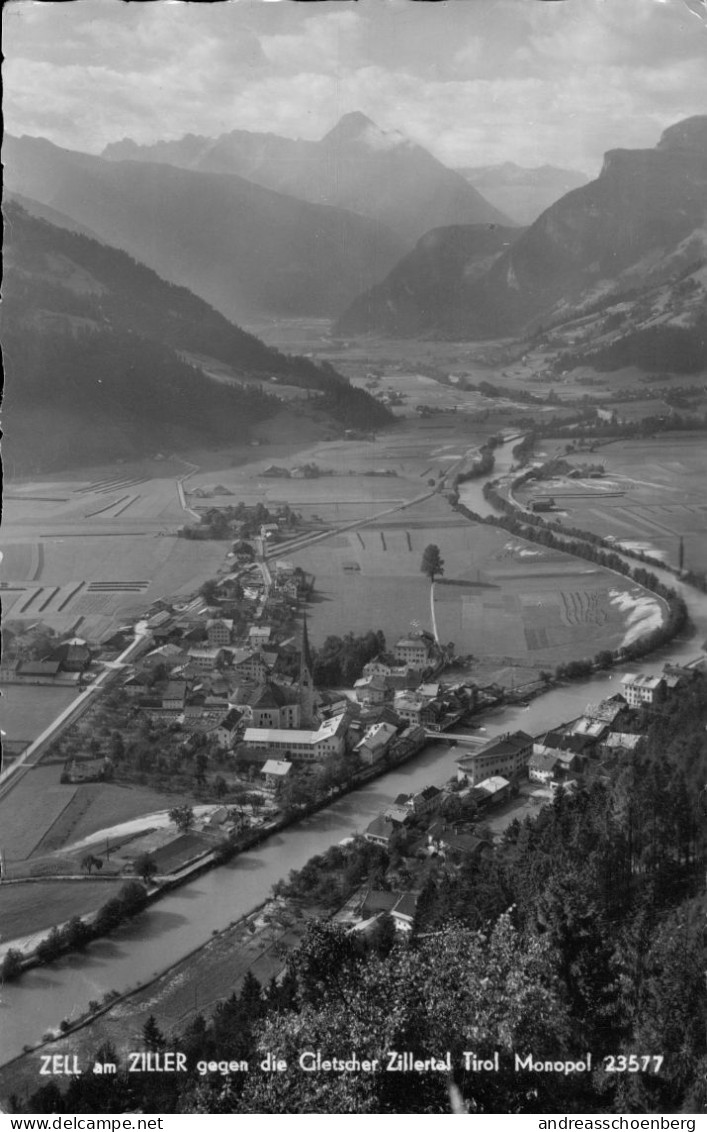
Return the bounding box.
[264,487,438,562]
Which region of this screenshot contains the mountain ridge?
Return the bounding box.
[101,112,512,242]
[1,201,393,473]
[3,133,406,323]
[338,115,707,344]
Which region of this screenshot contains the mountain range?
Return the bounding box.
[2,133,406,323]
[338,116,707,348]
[456,162,590,225]
[103,112,511,244]
[1,202,392,474]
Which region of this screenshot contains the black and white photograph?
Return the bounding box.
[1,0,707,1118]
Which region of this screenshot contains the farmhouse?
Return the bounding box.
[355,721,398,765]
[426,822,492,861]
[456,730,532,786]
[213,708,244,749]
[14,660,62,680]
[363,816,398,847]
[188,647,227,670]
[383,803,413,825]
[394,636,432,669]
[393,692,424,726]
[406,785,442,815]
[662,663,699,692]
[261,759,292,791]
[142,643,186,671]
[53,640,92,673]
[584,697,632,728]
[388,725,427,763]
[123,672,151,697]
[357,890,419,933]
[363,655,404,678]
[354,674,388,705]
[533,731,594,774]
[232,649,269,683]
[474,775,512,805]
[206,619,234,647]
[529,752,559,785]
[529,497,555,513]
[248,625,272,647]
[602,732,645,756]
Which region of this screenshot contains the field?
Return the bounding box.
[0,879,123,943]
[290,499,665,669]
[0,758,198,869]
[1,471,227,641]
[0,684,79,744]
[518,434,707,569]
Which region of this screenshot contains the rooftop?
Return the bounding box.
[262,759,292,777]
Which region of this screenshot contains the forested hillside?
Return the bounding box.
[2,202,392,472]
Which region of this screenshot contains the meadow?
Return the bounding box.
[0,879,124,944]
[290,501,664,668]
[0,684,79,745]
[1,472,226,640]
[520,434,707,570]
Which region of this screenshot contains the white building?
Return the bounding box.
[242,715,347,762]
[356,721,398,765]
[457,731,532,786]
[620,673,665,707]
[394,637,431,669]
[262,759,292,791]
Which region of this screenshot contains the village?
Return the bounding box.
[2,499,704,950]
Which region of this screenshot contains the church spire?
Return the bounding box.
[301,613,313,675]
[298,614,315,728]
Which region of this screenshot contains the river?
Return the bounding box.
[2,439,705,1064]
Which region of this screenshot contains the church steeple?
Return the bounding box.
[298,614,315,728]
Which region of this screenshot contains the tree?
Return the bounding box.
[36,927,64,965]
[194,752,209,786]
[81,854,102,875]
[1,948,24,982]
[134,853,158,885]
[420,544,444,582]
[142,1015,166,1051]
[199,579,219,604]
[168,805,195,834]
[63,916,92,951]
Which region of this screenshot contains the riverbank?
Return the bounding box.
[0,895,309,1106]
[0,725,433,967]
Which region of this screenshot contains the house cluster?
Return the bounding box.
[180,501,301,543]
[363,784,444,847]
[119,594,480,799]
[354,634,475,731]
[125,602,316,749]
[262,462,327,480]
[526,663,703,789]
[0,636,93,684]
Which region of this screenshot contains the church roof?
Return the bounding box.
[251,682,290,710]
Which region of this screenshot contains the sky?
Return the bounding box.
[3,0,707,174]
